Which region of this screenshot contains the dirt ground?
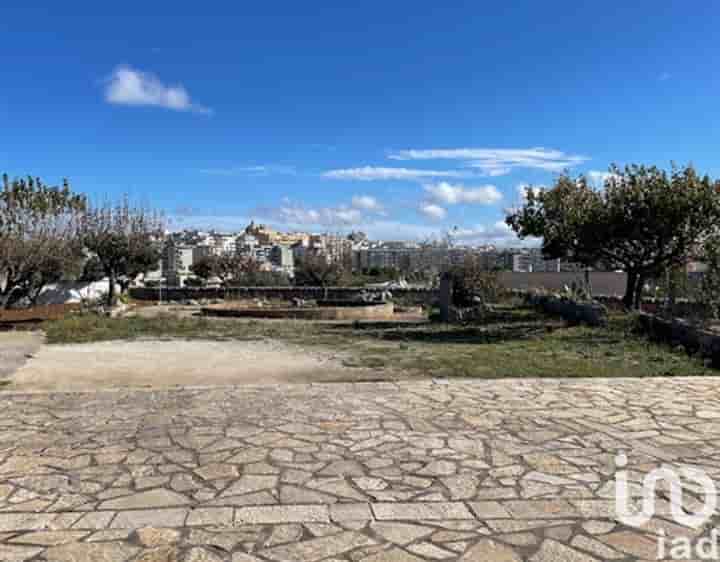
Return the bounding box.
[0,330,44,381]
[3,335,394,391]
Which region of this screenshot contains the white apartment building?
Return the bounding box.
[210,234,237,255]
[163,242,195,286]
[270,245,294,276]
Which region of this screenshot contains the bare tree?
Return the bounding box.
[190,254,260,287]
[294,251,347,287]
[446,252,500,307]
[0,174,86,309]
[83,198,164,306]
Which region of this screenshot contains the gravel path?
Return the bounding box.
[6,338,392,391]
[0,331,43,381]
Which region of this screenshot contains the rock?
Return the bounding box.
[134,527,181,547]
[43,542,139,562]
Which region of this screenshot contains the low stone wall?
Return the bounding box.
[636,313,720,367]
[130,286,438,306]
[201,302,396,321]
[526,293,608,327]
[498,271,627,296]
[0,303,82,326]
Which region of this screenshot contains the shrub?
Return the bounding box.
[447,254,500,307]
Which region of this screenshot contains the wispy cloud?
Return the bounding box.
[323,166,471,181]
[424,182,502,205]
[388,147,589,175]
[418,203,447,221]
[198,164,296,177]
[105,65,211,114]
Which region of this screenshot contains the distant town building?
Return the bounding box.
[511,249,561,273]
[208,233,237,255]
[163,241,195,286]
[270,245,295,275]
[148,223,592,286]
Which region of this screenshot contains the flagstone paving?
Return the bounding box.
[1,377,720,561]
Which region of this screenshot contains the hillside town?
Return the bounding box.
[157,221,582,286]
[5,4,720,561]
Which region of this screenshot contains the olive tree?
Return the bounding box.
[507,165,720,308]
[696,235,720,321]
[0,174,86,309]
[83,198,164,306]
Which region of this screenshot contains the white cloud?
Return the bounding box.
[253,193,388,230]
[351,195,383,212]
[388,147,589,174]
[276,205,362,226]
[424,182,502,205]
[105,65,211,114]
[198,164,296,176]
[585,170,619,187]
[449,221,529,246]
[323,166,471,181]
[516,183,545,202]
[418,203,447,221]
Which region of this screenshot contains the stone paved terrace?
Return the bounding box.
[1,378,720,561]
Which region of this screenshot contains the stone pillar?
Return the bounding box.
[439,273,453,322]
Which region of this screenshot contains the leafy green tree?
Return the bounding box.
[697,235,720,321]
[507,165,720,308]
[0,174,86,308]
[79,255,106,283]
[83,198,164,306]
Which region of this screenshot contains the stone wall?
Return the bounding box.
[130,286,438,306]
[636,313,720,367]
[201,302,396,321]
[498,271,627,296]
[130,272,627,306]
[526,293,608,327]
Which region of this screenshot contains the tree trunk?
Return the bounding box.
[623,270,637,309]
[665,268,676,317]
[107,273,117,307]
[28,285,44,306]
[584,267,592,299]
[633,274,645,310]
[0,286,21,310]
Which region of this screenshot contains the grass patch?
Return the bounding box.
[43,313,307,344]
[43,308,714,378]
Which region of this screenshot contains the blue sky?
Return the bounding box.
[2,2,719,244]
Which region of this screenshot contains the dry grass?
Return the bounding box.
[43,306,713,379]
